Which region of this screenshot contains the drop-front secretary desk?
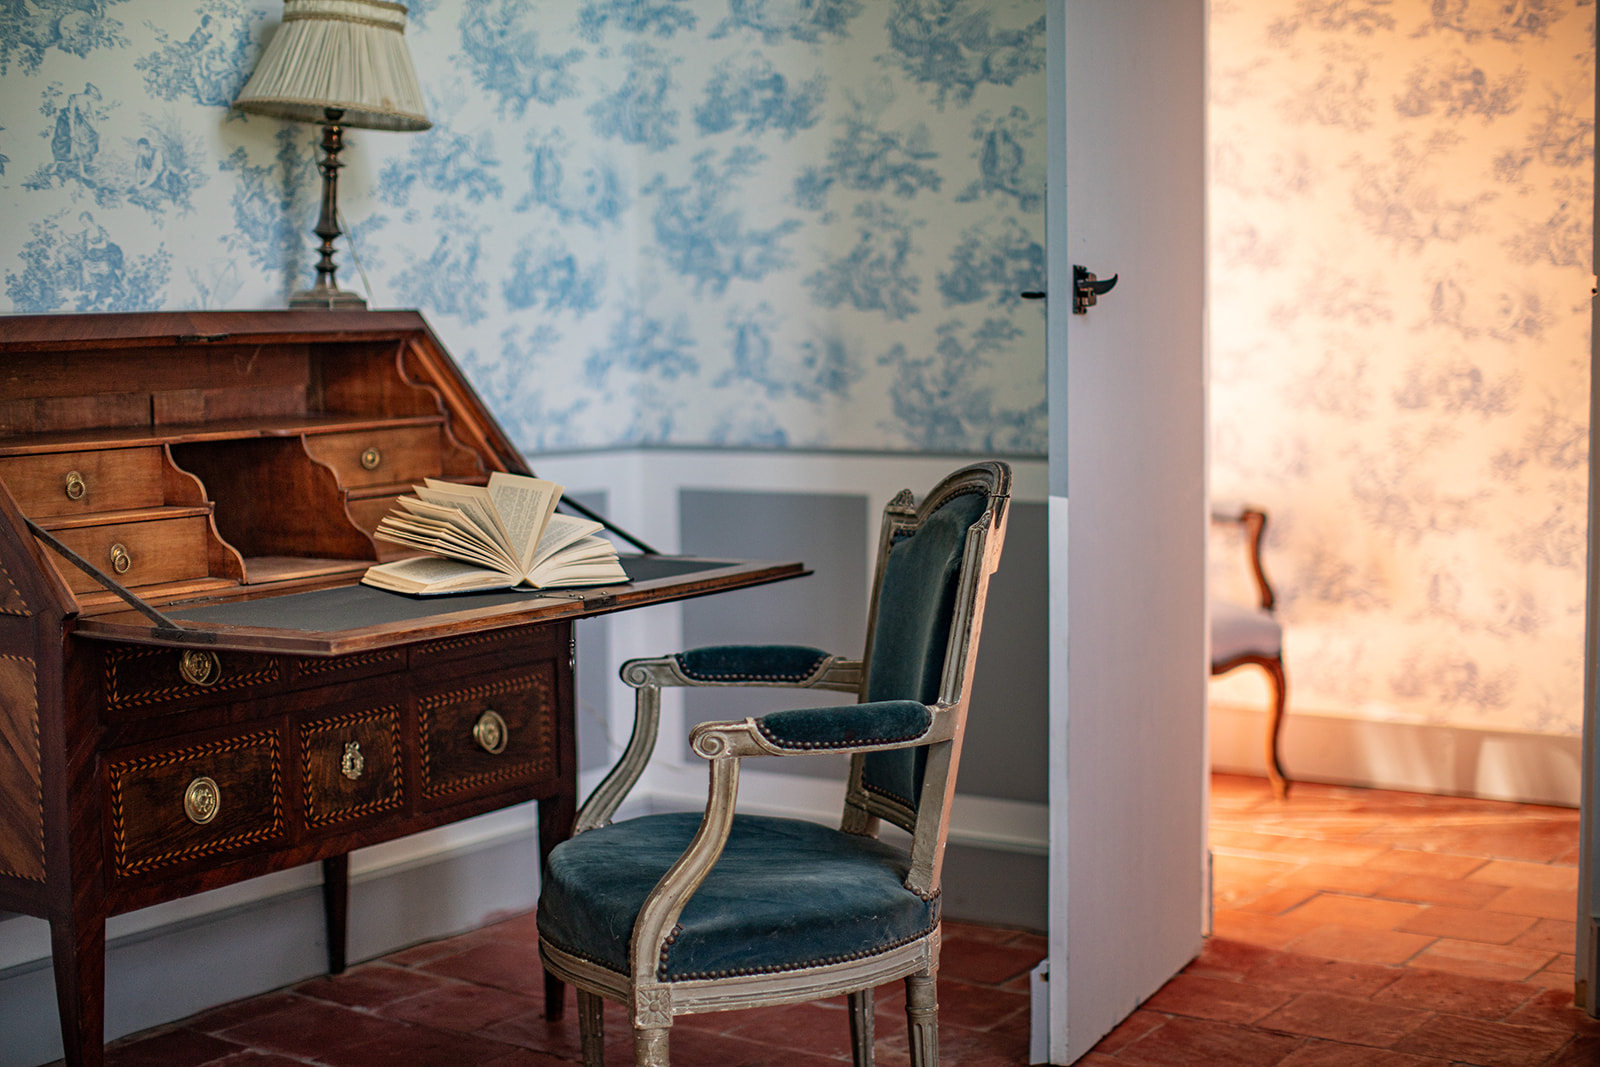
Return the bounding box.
[0,311,805,1067]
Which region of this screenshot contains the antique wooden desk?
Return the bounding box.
[0,311,804,1067]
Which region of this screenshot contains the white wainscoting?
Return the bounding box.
[1211,700,1582,807]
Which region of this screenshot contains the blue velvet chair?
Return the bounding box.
[1211,505,1289,799]
[537,462,1012,1067]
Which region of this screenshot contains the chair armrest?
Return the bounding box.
[689,701,953,760]
[622,646,864,693]
[575,648,865,833]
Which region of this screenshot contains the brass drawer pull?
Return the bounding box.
[64,470,86,500]
[109,542,132,574]
[341,740,365,780]
[360,446,382,470]
[179,650,221,687]
[473,709,508,754]
[184,776,221,825]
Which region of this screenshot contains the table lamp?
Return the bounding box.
[234,0,430,309]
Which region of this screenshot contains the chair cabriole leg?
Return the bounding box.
[633,1024,670,1066]
[905,971,939,1067]
[577,990,605,1067]
[1264,658,1289,800]
[849,987,876,1066]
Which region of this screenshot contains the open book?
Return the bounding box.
[360,473,628,595]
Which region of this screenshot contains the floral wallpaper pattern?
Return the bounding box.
[0,0,1047,455]
[1210,0,1595,737]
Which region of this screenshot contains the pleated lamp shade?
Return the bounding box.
[234,0,430,131]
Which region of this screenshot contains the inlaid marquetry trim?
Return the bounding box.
[105,646,279,710]
[107,731,284,877]
[297,648,404,676]
[0,557,32,616]
[299,707,404,827]
[0,654,44,882]
[418,672,555,799]
[416,630,524,658]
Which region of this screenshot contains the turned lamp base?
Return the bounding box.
[290,285,367,310]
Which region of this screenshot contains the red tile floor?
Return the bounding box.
[76,773,1595,1065]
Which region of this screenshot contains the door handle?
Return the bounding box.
[1073,265,1118,314]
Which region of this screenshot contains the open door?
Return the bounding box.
[1043,1,1209,1061]
[1578,24,1600,1016]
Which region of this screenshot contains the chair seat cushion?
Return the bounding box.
[1211,599,1282,664]
[538,813,938,982]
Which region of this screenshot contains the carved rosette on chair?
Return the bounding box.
[233,0,431,308]
[537,462,1013,1067]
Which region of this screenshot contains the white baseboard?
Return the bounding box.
[1210,701,1583,807]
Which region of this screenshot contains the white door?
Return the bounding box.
[1044,1,1209,1062]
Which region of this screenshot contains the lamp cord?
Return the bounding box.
[336,208,377,306]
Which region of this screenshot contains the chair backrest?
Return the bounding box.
[843,461,1011,893]
[1211,505,1275,612]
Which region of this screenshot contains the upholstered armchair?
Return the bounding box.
[1211,505,1289,799]
[537,461,1012,1066]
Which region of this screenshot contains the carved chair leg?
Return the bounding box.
[849,987,876,1066]
[634,1024,670,1066]
[578,990,605,1067]
[905,971,939,1067]
[1263,657,1289,801]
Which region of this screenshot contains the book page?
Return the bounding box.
[416,480,517,558]
[530,514,604,567]
[486,472,563,573]
[361,555,528,595]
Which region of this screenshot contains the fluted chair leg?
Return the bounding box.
[634,1024,670,1066]
[849,987,876,1066]
[1263,657,1289,801]
[577,990,605,1067]
[905,971,939,1067]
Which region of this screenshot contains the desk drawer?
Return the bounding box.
[302,426,443,490]
[102,645,280,718]
[51,515,210,594]
[106,729,285,878]
[418,665,558,804]
[0,446,164,518]
[299,706,404,828]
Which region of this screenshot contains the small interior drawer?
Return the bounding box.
[106,729,285,878]
[302,426,444,490]
[299,707,404,829]
[0,447,164,517]
[49,515,212,594]
[417,664,559,805]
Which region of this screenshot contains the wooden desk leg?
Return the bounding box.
[50,905,105,1067]
[538,790,576,1021]
[323,854,350,974]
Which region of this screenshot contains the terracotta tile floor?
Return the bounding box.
[1088,773,1594,1067]
[79,773,1595,1065]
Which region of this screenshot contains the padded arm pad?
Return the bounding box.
[674,645,832,683]
[755,700,934,751]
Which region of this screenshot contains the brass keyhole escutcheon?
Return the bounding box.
[184,777,221,825]
[341,740,365,781]
[109,543,132,574]
[473,709,508,754]
[179,650,221,687]
[64,470,86,501]
[360,447,382,470]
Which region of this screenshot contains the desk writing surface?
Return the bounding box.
[70,555,807,656]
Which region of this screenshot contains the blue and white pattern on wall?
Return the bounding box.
[0,0,1047,456]
[1210,0,1594,737]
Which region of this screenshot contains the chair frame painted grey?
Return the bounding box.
[538,461,1012,1066]
[1211,505,1289,799]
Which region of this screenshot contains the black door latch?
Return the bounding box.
[1072,265,1118,314]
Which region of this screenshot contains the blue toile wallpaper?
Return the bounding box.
[1210,0,1595,738]
[0,0,1047,455]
